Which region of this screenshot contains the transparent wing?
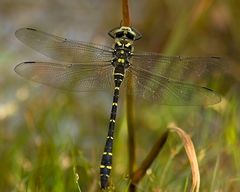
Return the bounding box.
[14,62,114,91]
[131,52,225,82]
[15,28,113,63]
[126,67,221,106]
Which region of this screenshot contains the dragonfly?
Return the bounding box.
[15,26,222,189]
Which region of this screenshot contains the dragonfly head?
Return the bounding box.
[108,26,142,41]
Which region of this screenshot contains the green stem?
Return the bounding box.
[131,131,169,185]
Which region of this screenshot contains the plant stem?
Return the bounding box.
[126,80,136,192]
[122,0,131,26]
[131,131,169,184]
[122,0,135,191]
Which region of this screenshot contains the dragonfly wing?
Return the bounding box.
[15,62,114,91]
[15,28,113,63]
[131,52,225,82]
[126,67,221,106]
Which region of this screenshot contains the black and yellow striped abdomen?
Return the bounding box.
[100,65,124,189]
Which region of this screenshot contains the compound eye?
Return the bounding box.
[115,31,124,38]
[126,32,135,40]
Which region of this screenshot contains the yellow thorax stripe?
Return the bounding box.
[125,42,131,47]
[117,58,125,63]
[117,41,122,46]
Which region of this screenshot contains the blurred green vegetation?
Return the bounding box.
[0,0,239,191]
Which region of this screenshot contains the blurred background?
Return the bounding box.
[0,0,239,191]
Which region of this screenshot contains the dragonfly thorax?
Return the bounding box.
[111,39,133,68]
[109,26,142,69]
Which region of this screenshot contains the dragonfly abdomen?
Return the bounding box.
[100,65,125,189]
